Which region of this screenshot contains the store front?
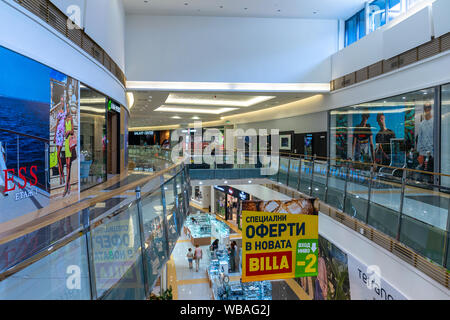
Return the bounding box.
[213,185,251,229]
[329,85,450,187]
[128,129,171,148]
[80,85,107,191]
[191,185,211,209]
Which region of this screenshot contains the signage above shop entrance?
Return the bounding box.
[108,99,121,113]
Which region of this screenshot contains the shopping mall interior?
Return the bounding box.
[0,0,449,302]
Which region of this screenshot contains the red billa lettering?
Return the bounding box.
[246,251,292,277]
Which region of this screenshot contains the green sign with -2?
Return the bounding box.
[295,239,319,277]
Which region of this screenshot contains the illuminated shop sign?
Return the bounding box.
[214,185,249,201]
[108,99,121,113]
[134,131,154,136]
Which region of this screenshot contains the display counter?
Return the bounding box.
[184,213,230,247]
[206,246,271,300]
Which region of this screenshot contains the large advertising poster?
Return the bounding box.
[241,199,319,283]
[0,46,80,225]
[295,236,351,300]
[294,235,408,300]
[50,72,79,199]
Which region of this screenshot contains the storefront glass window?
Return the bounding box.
[441,84,450,187]
[215,189,227,219]
[330,87,435,171]
[80,85,107,191]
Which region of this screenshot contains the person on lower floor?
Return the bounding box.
[187,248,194,270]
[194,245,203,272]
[229,242,237,272]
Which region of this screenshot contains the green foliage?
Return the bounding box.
[149,287,173,300]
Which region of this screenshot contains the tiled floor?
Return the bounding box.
[171,229,214,300]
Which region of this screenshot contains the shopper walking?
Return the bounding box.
[232,241,240,273]
[194,245,203,272]
[229,242,236,273]
[186,248,194,270]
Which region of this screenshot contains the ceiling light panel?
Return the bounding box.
[155,105,237,114]
[165,93,276,107]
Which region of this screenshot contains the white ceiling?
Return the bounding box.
[123,0,367,20]
[128,90,316,129]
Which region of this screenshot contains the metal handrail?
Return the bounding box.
[0,159,184,246]
[0,161,190,300]
[0,128,49,143]
[267,182,450,290]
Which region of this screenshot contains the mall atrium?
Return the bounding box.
[0,0,449,302]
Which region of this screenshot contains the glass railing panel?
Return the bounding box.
[402,172,448,232]
[299,158,313,195]
[0,235,91,300]
[288,157,300,189]
[311,160,328,201]
[141,188,168,287]
[90,202,146,300]
[325,164,347,211]
[278,156,289,185]
[399,215,447,266]
[343,163,371,222]
[366,168,403,238]
[0,210,83,273]
[446,234,450,269]
[367,202,400,238]
[163,178,179,254]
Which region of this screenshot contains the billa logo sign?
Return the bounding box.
[242,211,319,282]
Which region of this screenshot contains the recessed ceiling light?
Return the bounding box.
[192,116,200,120]
[166,94,275,107]
[155,106,237,114]
[172,116,182,119]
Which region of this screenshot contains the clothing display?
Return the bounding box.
[375,129,396,165]
[353,124,373,162]
[417,118,434,156]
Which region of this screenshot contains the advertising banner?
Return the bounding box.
[49,71,80,199]
[0,45,81,225]
[347,255,407,300]
[295,236,351,300]
[241,199,318,283]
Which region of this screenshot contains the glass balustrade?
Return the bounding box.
[188,152,450,271]
[0,161,190,300]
